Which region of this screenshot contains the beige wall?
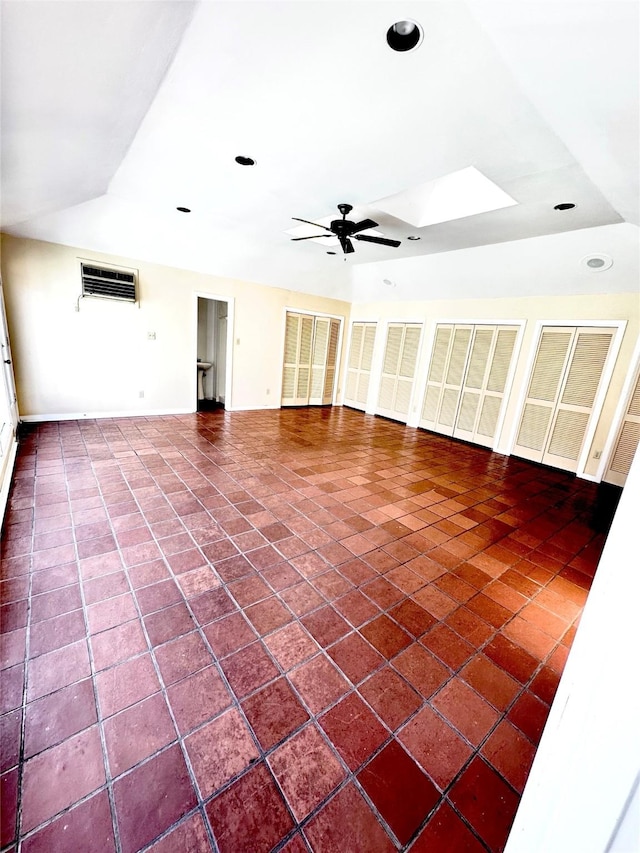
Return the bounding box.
[0,234,351,418]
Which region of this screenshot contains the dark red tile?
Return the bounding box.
[304,782,395,852]
[334,589,380,627]
[86,593,138,635]
[220,641,279,699]
[432,677,499,746]
[358,739,440,845]
[288,654,350,713]
[327,632,385,684]
[113,744,197,853]
[399,706,472,790]
[481,720,536,793]
[91,619,148,670]
[280,582,325,616]
[388,599,436,638]
[29,585,83,623]
[206,761,294,853]
[203,612,257,659]
[0,766,18,847]
[155,632,213,686]
[530,664,561,705]
[421,623,475,671]
[29,610,85,657]
[484,633,539,683]
[359,666,422,731]
[245,596,293,635]
[361,577,404,609]
[146,812,211,853]
[82,571,129,605]
[144,602,195,646]
[268,724,346,821]
[319,692,388,771]
[242,678,309,750]
[24,678,97,757]
[360,615,412,659]
[393,644,449,699]
[0,710,21,773]
[26,639,91,701]
[261,562,302,591]
[21,726,105,833]
[410,801,486,852]
[461,655,520,712]
[134,579,182,615]
[104,692,176,777]
[228,575,271,607]
[507,690,550,745]
[264,622,318,670]
[190,587,236,625]
[167,665,232,734]
[0,665,23,714]
[466,593,512,628]
[95,653,160,717]
[445,606,494,647]
[449,756,519,851]
[21,790,115,853]
[301,606,350,647]
[185,707,259,798]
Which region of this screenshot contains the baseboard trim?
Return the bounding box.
[20,408,193,423]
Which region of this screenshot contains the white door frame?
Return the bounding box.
[193,292,234,411]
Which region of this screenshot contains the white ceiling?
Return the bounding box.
[1,0,638,299]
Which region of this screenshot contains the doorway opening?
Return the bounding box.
[196,297,229,412]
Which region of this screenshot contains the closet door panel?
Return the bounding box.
[605,368,640,486]
[376,323,422,421]
[420,325,452,428]
[344,322,376,410]
[309,318,329,405]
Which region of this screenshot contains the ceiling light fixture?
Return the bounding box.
[387,19,423,52]
[407,235,421,241]
[581,254,613,272]
[235,155,256,166]
[327,251,336,255]
[176,206,191,213]
[554,202,575,210]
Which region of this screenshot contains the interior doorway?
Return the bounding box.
[196,296,229,411]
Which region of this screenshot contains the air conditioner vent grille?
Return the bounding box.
[81,263,137,303]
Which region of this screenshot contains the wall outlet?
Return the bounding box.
[266,388,270,395]
[147,331,156,340]
[139,390,145,398]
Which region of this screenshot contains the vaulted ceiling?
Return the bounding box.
[1,1,638,299]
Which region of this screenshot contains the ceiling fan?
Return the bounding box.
[291,203,401,254]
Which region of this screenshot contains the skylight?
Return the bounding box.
[372,166,518,228]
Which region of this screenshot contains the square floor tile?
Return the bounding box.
[334,589,380,627]
[167,665,232,735]
[20,790,115,853]
[392,644,449,699]
[203,612,257,659]
[185,707,259,798]
[91,620,148,671]
[288,655,350,714]
[245,596,292,635]
[95,653,160,718]
[319,692,388,772]
[303,783,395,853]
[410,801,486,853]
[399,706,472,791]
[264,622,318,671]
[220,641,279,699]
[301,606,350,648]
[104,692,176,777]
[358,739,440,845]
[24,678,97,757]
[507,691,549,745]
[268,724,346,822]
[359,667,422,731]
[481,720,536,793]
[327,632,385,685]
[206,761,293,853]
[388,599,436,638]
[360,615,412,659]
[145,812,211,853]
[26,640,91,702]
[113,744,197,853]
[432,677,499,746]
[461,655,520,712]
[242,678,310,750]
[449,756,519,851]
[21,726,105,833]
[154,632,213,686]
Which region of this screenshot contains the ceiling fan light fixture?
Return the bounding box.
[387,19,422,52]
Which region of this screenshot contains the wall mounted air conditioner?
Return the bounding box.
[80,261,138,303]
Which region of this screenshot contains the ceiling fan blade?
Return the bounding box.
[354,234,401,248]
[339,236,355,254]
[292,217,333,233]
[291,234,333,241]
[351,218,379,234]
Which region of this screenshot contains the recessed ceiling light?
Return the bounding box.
[387,20,423,52]
[554,202,575,210]
[407,235,421,241]
[327,251,336,255]
[176,206,191,213]
[581,254,613,272]
[235,155,256,166]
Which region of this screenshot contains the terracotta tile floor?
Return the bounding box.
[0,407,618,852]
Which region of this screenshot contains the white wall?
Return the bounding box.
[0,234,351,418]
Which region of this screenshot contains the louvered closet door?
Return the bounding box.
[321,319,340,405]
[281,312,314,406]
[344,322,377,410]
[454,326,518,447]
[309,318,330,405]
[377,323,422,421]
[513,327,614,472]
[604,367,640,486]
[419,325,472,435]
